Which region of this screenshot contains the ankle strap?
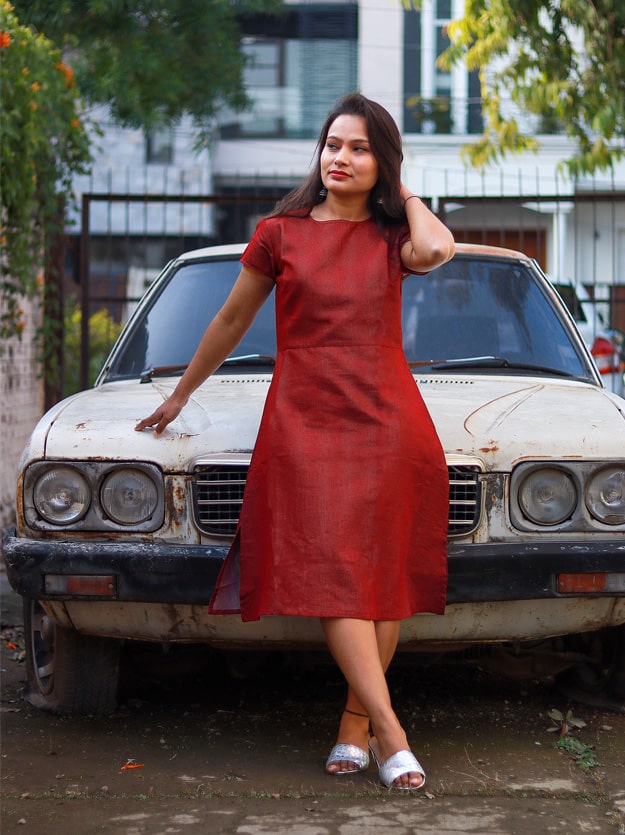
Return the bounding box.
[344,708,369,718]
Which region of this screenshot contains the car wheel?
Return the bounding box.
[557,625,625,706]
[23,598,120,714]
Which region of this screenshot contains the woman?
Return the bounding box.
[136,92,455,789]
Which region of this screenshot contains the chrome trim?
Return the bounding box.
[192,456,484,539]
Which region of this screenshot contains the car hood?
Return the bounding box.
[417,374,625,467]
[26,373,625,472]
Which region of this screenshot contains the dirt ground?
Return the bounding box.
[2,575,625,835]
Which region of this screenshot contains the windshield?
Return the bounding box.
[102,253,594,383]
[401,258,592,379]
[103,258,277,381]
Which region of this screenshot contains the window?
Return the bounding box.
[434,13,451,101]
[240,39,284,137]
[403,2,482,135]
[220,4,358,140]
[146,129,174,164]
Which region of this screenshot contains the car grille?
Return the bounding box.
[192,463,482,538]
[447,465,482,535]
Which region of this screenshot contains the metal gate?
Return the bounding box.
[68,186,625,398]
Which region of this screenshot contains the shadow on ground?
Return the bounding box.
[1,569,625,834]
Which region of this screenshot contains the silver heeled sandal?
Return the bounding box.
[325,743,370,775]
[369,742,426,790]
[325,709,371,775]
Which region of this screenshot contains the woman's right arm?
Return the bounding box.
[135,266,275,435]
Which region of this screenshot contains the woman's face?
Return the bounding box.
[320,114,379,198]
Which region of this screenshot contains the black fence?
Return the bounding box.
[61,187,625,398]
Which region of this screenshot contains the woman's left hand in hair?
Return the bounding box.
[400,184,455,273]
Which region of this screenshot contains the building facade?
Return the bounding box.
[70,0,625,332]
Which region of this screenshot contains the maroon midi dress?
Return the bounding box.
[208,214,449,622]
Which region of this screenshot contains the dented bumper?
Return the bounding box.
[2,527,225,605]
[3,527,625,606]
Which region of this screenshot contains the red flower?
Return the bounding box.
[0,31,11,48]
[56,61,75,87]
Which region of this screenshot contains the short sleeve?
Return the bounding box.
[241,218,279,280]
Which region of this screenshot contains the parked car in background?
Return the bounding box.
[3,243,625,714]
[552,278,625,397]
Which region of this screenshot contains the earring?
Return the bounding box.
[319,187,327,198]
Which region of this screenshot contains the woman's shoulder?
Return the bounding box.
[252,212,310,241]
[260,210,310,226]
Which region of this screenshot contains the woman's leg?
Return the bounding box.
[325,621,400,774]
[321,617,423,788]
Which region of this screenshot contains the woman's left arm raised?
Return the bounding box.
[399,186,455,273]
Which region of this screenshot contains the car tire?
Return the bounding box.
[557,625,625,705]
[23,598,120,714]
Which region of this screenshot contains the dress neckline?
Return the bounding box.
[307,213,373,224]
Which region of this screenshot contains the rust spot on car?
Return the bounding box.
[52,530,143,542]
[75,422,87,430]
[15,480,26,528]
[165,490,176,518]
[164,478,189,533]
[479,444,499,454]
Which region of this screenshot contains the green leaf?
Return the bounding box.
[1,0,92,341]
[440,0,625,175]
[13,0,282,135]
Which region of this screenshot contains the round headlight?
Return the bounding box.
[100,468,158,525]
[34,467,90,525]
[518,468,577,525]
[586,467,625,525]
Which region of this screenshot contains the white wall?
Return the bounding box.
[0,292,45,528]
[358,0,404,124]
[68,109,214,237]
[68,0,625,292]
[213,138,315,183]
[569,201,625,286]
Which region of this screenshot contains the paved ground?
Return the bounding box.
[1,568,624,834]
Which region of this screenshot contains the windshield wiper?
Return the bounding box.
[140,354,276,382]
[220,354,275,367]
[140,364,188,383]
[409,356,496,369]
[409,356,579,378]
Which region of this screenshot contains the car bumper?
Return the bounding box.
[3,527,625,605]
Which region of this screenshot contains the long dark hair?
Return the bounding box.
[267,92,405,224]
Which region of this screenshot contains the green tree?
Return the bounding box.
[6,0,279,398]
[13,0,281,144]
[405,0,625,176]
[0,0,91,340]
[63,299,123,395]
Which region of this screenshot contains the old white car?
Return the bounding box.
[3,242,625,714]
